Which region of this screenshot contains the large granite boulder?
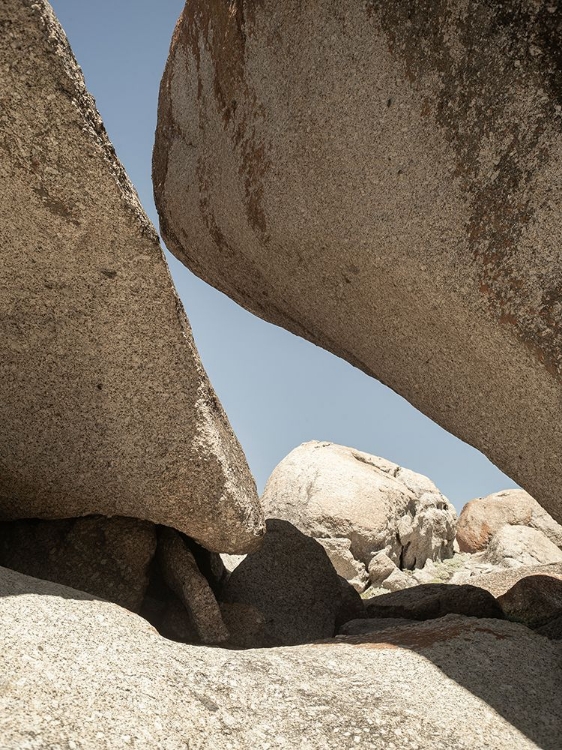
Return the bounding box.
[262,441,456,570]
[497,575,562,629]
[154,0,562,526]
[0,0,263,553]
[457,490,562,553]
[0,516,156,612]
[460,562,562,598]
[2,566,561,749]
[220,519,343,646]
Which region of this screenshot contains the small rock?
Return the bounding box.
[381,567,417,592]
[368,551,398,586]
[317,538,369,592]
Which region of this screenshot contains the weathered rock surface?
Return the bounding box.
[0,0,264,553]
[460,562,562,597]
[368,551,400,586]
[484,525,562,568]
[339,617,422,637]
[157,527,229,644]
[317,537,369,592]
[497,575,562,629]
[365,583,504,622]
[0,515,155,612]
[221,519,342,646]
[536,615,562,641]
[457,490,562,553]
[2,567,561,749]
[262,442,456,571]
[154,0,562,527]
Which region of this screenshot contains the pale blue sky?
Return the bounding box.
[49,0,518,509]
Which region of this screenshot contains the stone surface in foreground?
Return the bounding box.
[0,0,263,553]
[1,567,561,749]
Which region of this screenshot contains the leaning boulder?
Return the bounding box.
[154,0,562,527]
[0,0,263,553]
[0,516,155,612]
[262,442,456,572]
[457,490,562,553]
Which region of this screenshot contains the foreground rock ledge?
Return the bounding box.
[1,567,561,749]
[0,0,263,553]
[154,0,562,525]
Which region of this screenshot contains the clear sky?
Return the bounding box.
[49,0,518,510]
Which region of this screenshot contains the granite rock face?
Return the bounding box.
[497,575,562,629]
[262,442,456,570]
[0,516,156,612]
[154,0,562,525]
[2,566,561,749]
[457,490,562,553]
[220,519,342,646]
[0,0,263,554]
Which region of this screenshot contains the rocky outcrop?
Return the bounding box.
[0,516,156,611]
[484,525,562,568]
[365,583,504,622]
[2,566,561,749]
[460,563,562,598]
[457,490,562,553]
[262,442,456,579]
[317,537,369,592]
[0,0,263,553]
[154,0,562,527]
[221,519,344,646]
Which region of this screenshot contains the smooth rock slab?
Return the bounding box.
[484,525,562,568]
[154,0,562,527]
[0,0,263,553]
[1,567,561,749]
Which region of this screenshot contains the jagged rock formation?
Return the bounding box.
[154,0,562,526]
[0,0,263,554]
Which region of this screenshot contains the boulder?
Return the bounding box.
[157,527,229,644]
[0,0,264,553]
[219,602,267,649]
[317,537,369,592]
[381,567,417,593]
[497,575,562,629]
[365,583,504,622]
[461,563,562,598]
[484,526,562,569]
[368,551,400,586]
[0,516,155,612]
[457,490,562,553]
[262,442,456,569]
[536,615,562,641]
[220,519,342,646]
[154,0,562,528]
[2,566,561,749]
